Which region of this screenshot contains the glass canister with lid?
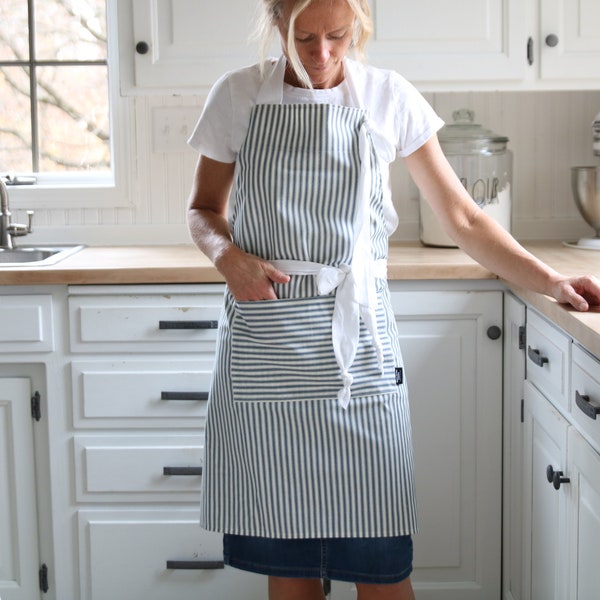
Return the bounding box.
[419,109,513,247]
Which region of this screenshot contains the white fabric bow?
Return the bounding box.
[317,264,384,410]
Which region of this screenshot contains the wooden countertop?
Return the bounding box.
[2,241,600,355]
[0,243,497,285]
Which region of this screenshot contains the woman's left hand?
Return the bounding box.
[550,274,600,311]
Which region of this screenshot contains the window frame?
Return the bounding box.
[7,0,136,210]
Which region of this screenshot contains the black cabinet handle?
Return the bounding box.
[527,36,534,66]
[575,390,600,421]
[487,325,502,340]
[163,466,203,476]
[135,41,149,54]
[166,560,224,570]
[528,346,549,367]
[545,34,559,47]
[161,391,209,401]
[546,465,570,490]
[159,320,218,330]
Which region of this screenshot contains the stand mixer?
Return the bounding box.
[568,112,600,249]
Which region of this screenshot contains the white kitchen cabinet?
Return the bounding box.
[368,0,528,84]
[0,294,54,353]
[66,283,268,600]
[539,0,600,81]
[503,293,526,600]
[522,381,600,600]
[570,343,600,453]
[329,287,504,600]
[522,380,570,600]
[118,0,267,94]
[395,289,503,600]
[0,377,42,600]
[566,428,600,599]
[525,309,571,413]
[117,0,600,93]
[77,509,266,600]
[522,308,572,600]
[567,343,600,599]
[521,307,600,600]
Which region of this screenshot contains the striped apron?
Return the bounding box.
[200,58,417,539]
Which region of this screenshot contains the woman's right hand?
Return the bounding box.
[215,245,290,301]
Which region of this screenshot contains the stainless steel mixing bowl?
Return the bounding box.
[572,166,600,238]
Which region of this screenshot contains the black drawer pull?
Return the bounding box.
[163,466,203,476]
[166,560,224,570]
[575,390,600,421]
[159,320,218,330]
[528,346,549,367]
[161,391,209,401]
[546,465,570,490]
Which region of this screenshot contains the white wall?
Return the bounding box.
[14,90,600,247]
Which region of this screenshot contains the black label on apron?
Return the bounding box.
[395,367,403,385]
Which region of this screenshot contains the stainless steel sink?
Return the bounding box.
[0,245,85,267]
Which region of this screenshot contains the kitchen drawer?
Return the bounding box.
[526,309,571,412]
[74,434,203,502]
[0,294,53,352]
[68,289,223,353]
[571,344,600,455]
[71,359,212,428]
[78,510,267,600]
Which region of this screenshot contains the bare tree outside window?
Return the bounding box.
[0,0,110,174]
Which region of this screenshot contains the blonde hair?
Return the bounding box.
[254,0,373,88]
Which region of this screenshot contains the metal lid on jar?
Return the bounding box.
[438,109,509,154]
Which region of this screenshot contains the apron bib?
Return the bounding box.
[200,57,417,538]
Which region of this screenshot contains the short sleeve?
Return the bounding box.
[392,74,444,158]
[187,73,236,163]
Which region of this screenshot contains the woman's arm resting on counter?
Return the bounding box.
[404,136,600,312]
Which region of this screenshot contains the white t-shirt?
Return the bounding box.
[188,56,444,234]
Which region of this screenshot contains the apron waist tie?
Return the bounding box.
[270,258,387,409]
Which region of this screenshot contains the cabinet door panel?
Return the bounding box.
[78,510,267,600]
[522,381,569,600]
[71,359,213,428]
[525,310,571,412]
[69,292,222,353]
[567,428,600,600]
[541,0,600,79]
[503,294,526,600]
[131,0,262,92]
[570,344,600,455]
[74,435,203,502]
[391,288,503,600]
[0,378,40,600]
[0,295,54,352]
[369,0,527,82]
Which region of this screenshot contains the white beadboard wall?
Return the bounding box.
[16,90,600,246]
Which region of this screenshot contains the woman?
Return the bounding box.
[186,2,600,599]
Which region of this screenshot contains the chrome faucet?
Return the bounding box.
[0,178,34,249]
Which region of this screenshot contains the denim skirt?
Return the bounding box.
[223,534,413,584]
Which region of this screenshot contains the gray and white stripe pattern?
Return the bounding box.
[200,102,418,538]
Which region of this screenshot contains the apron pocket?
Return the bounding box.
[230,295,399,403]
[231,296,340,402]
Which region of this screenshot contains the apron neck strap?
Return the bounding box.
[256,56,286,105]
[256,55,362,108]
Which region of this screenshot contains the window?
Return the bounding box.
[0,0,133,207]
